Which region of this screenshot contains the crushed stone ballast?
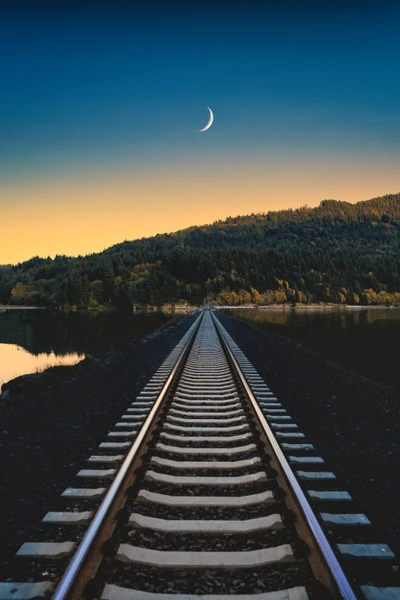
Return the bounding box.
[1,309,399,600]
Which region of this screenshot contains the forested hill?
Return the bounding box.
[1,193,400,307]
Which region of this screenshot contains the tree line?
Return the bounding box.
[1,193,400,308]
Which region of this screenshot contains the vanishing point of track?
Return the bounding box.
[1,309,399,600]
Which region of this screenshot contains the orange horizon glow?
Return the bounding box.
[2,157,400,265]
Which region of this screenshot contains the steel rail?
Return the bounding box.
[211,310,358,600]
[52,310,204,600]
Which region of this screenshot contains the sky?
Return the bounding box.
[1,0,400,264]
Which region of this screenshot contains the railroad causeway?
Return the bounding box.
[1,310,399,599]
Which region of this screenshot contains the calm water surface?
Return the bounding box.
[224,307,400,392]
[3,307,400,393]
[0,308,174,389]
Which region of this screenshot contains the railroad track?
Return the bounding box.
[1,309,399,600]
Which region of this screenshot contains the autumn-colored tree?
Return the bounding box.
[10,282,28,305]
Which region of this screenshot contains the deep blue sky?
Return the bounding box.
[2,1,400,262]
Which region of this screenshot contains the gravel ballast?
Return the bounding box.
[217,310,400,556]
[1,307,399,582]
[0,312,197,575]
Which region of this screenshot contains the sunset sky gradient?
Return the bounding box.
[1,1,400,264]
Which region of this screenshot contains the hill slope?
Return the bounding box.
[1,193,400,307]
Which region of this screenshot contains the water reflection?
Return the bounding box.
[0,308,173,389]
[0,344,84,388]
[223,307,400,392]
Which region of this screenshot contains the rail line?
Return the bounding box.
[0,309,399,600]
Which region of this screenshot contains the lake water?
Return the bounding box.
[2,306,400,394]
[223,307,400,392]
[0,308,174,390]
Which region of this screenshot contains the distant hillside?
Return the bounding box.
[1,193,400,307]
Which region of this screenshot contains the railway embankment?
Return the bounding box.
[0,312,198,575]
[217,311,400,557]
[1,307,399,582]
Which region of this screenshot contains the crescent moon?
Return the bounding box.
[199,106,214,132]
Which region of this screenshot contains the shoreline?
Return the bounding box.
[1,302,399,312]
[0,305,47,310]
[216,303,399,310]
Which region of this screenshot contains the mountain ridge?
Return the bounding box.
[1,192,400,307]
